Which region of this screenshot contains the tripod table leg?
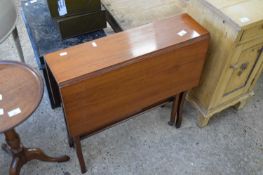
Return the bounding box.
[3,129,70,175]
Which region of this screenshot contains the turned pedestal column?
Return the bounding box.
[0,61,69,175]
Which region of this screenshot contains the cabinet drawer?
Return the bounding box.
[56,10,106,39]
[239,24,263,43]
[47,0,101,18]
[224,44,263,96]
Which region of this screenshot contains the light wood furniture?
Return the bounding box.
[0,61,70,175]
[186,0,263,127]
[44,14,209,173]
[102,0,187,32]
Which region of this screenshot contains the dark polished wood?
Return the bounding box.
[0,61,70,175]
[43,64,61,109]
[169,94,181,126]
[0,61,43,132]
[45,14,209,85]
[169,92,187,127]
[74,137,87,173]
[2,129,70,175]
[45,14,209,173]
[176,92,187,128]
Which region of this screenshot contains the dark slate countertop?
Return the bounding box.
[21,0,106,68]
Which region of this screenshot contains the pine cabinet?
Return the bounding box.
[186,0,263,127]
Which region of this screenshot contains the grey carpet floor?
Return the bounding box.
[0,0,263,175]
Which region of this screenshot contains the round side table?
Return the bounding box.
[0,61,69,175]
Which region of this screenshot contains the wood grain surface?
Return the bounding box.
[194,0,263,29]
[0,61,43,133]
[186,0,263,127]
[45,14,209,172]
[45,14,208,87]
[45,14,209,137]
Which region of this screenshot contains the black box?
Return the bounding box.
[47,0,101,18]
[56,10,106,39]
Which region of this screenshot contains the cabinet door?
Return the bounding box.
[224,44,263,96]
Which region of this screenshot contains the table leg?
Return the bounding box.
[168,95,180,126]
[74,137,87,174]
[104,5,123,33]
[12,27,25,63]
[2,143,12,155]
[168,92,187,128]
[176,92,187,128]
[43,64,61,109]
[3,129,70,175]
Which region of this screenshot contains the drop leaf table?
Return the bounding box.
[44,14,209,173]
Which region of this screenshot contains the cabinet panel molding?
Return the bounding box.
[187,0,263,127]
